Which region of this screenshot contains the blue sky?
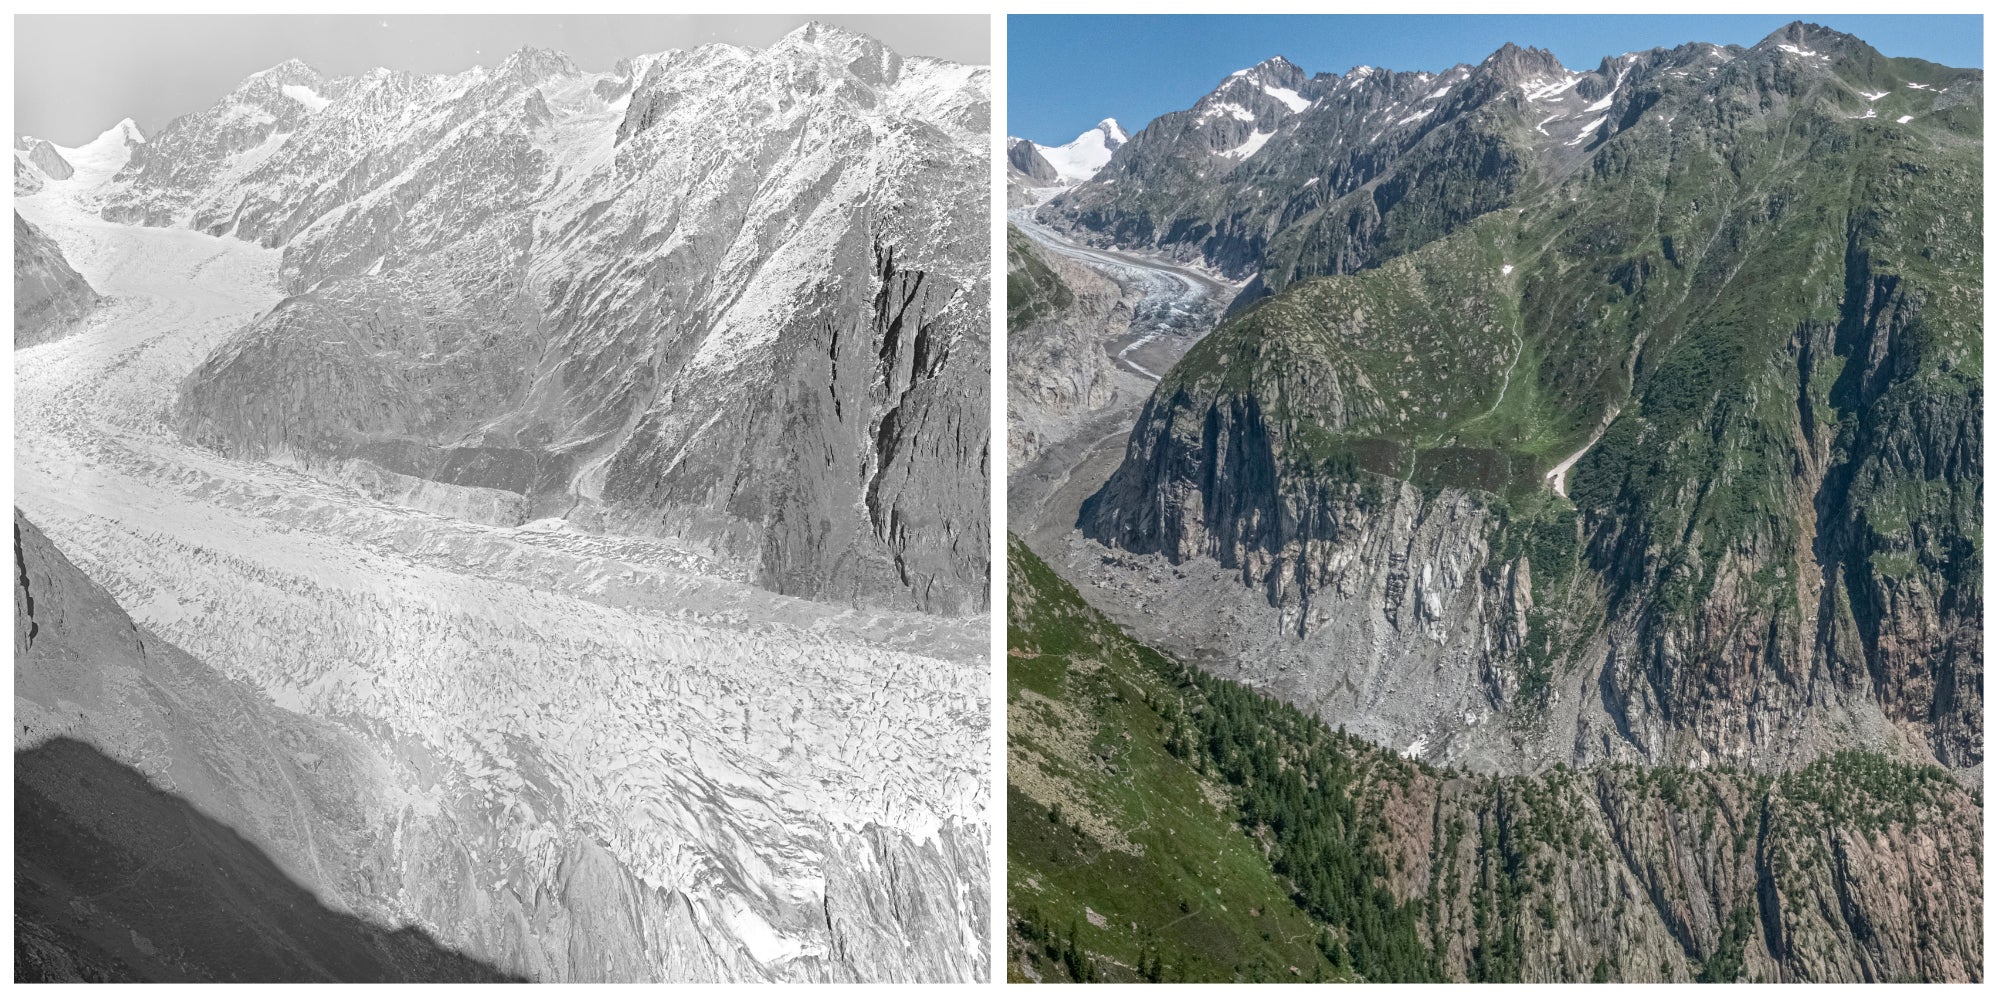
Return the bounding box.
[1009,14,1983,145]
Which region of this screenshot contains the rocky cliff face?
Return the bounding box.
[19,137,75,182]
[1008,538,1981,983]
[1076,24,1981,777]
[1006,224,1131,470]
[1391,755,1982,983]
[107,24,988,615]
[13,212,100,347]
[1007,138,1059,208]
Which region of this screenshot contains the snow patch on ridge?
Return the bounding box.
[1263,84,1309,113]
[281,84,331,111]
[1565,116,1607,146]
[1223,129,1274,160]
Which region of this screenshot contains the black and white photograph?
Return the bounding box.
[10,6,1993,991]
[14,13,991,982]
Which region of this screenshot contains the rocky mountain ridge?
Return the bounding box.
[1056,22,1980,778]
[1008,538,1981,983]
[93,22,990,615]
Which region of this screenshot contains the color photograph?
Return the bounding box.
[1007,13,1982,983]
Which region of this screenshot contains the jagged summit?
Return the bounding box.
[782,19,881,50]
[496,45,580,85]
[250,57,322,82]
[1232,55,1302,78]
[776,19,891,62]
[771,18,903,87]
[1755,19,1863,56]
[1221,54,1309,93]
[1477,41,1570,84]
[105,117,146,142]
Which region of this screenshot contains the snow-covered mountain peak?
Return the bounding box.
[773,19,900,85]
[495,45,581,86]
[782,18,882,52]
[54,117,146,179]
[1254,55,1302,76]
[1034,118,1126,184]
[1201,54,1318,119]
[1219,55,1308,96]
[248,57,322,84]
[106,117,146,143]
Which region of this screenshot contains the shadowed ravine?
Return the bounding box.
[15,737,523,983]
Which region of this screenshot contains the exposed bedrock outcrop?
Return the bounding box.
[1076,23,1981,777]
[13,212,100,347]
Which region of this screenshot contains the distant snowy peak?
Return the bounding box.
[101,118,147,145]
[1219,56,1310,106]
[1034,118,1125,183]
[495,45,581,86]
[55,118,146,178]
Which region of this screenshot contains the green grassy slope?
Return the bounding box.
[1007,537,1339,982]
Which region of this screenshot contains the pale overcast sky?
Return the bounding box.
[15,14,990,145]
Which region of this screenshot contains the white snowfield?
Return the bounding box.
[15,30,986,980]
[1034,118,1126,183]
[1565,116,1608,147]
[1263,83,1310,113]
[1223,128,1275,160]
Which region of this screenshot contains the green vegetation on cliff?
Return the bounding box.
[1007,537,1982,982]
[1081,22,1982,770]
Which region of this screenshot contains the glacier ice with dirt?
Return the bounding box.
[14,21,988,983]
